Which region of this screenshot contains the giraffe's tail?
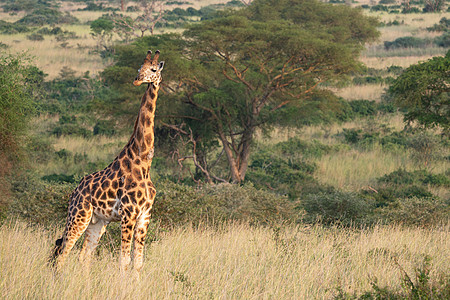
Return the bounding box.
[48,237,64,268]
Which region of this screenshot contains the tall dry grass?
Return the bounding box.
[0,221,448,299]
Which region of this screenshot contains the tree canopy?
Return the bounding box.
[103,0,380,183]
[389,50,449,134]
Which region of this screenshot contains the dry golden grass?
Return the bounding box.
[361,55,443,68]
[333,84,387,102]
[1,221,449,299]
[262,113,450,192]
[0,29,106,79]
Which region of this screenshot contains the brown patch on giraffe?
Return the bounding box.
[145,134,153,145]
[107,190,115,199]
[122,158,131,172]
[102,180,110,189]
[111,180,118,189]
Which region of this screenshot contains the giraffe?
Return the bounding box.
[52,50,164,272]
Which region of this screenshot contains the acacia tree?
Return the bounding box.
[389,51,449,134]
[103,0,379,183]
[171,0,379,183]
[111,0,166,37]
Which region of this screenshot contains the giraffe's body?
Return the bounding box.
[53,50,164,271]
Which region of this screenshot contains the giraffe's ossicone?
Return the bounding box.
[52,50,164,273]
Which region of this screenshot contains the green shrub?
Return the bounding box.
[370,4,389,12]
[376,196,449,226]
[26,33,44,41]
[17,8,78,26]
[302,191,374,226]
[152,181,301,227]
[378,169,449,187]
[8,175,76,226]
[246,148,319,199]
[93,120,116,136]
[42,173,76,183]
[427,17,450,32]
[387,65,404,75]
[349,100,378,116]
[352,76,384,85]
[434,32,450,47]
[384,36,431,50]
[0,20,30,34]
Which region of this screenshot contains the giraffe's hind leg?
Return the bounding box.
[52,196,93,269]
[79,216,108,264]
[133,210,152,272]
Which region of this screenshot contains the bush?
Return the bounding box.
[42,173,76,183]
[434,32,450,47]
[378,169,449,187]
[0,20,30,34]
[349,100,378,116]
[26,33,44,41]
[246,149,319,198]
[384,36,430,50]
[387,65,404,75]
[17,8,78,26]
[93,120,116,136]
[427,17,450,32]
[371,4,389,12]
[376,196,449,226]
[52,115,92,138]
[152,181,302,227]
[8,175,76,226]
[302,191,374,226]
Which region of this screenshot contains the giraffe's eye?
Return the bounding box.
[151,68,157,72]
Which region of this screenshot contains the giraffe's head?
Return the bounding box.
[133,50,165,87]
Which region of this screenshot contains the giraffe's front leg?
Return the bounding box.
[120,206,137,272]
[133,210,152,272]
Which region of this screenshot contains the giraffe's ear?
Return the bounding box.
[158,61,165,71]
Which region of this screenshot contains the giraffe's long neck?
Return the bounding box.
[127,83,159,163]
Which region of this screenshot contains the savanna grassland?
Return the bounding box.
[0,0,449,299]
[1,221,449,299]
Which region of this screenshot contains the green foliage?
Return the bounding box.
[78,2,118,12]
[434,31,450,47]
[104,0,380,183]
[377,196,449,227]
[26,33,44,41]
[427,17,450,32]
[52,115,92,138]
[389,51,450,133]
[246,138,333,199]
[0,53,40,158]
[302,191,374,226]
[7,174,76,226]
[0,20,30,34]
[16,7,78,26]
[93,120,116,136]
[378,169,449,187]
[42,173,76,184]
[384,36,432,50]
[143,181,301,227]
[1,0,51,12]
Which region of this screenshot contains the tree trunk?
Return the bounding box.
[218,133,242,183]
